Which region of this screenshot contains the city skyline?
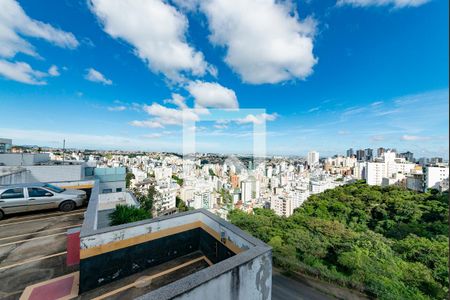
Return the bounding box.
[4,139,445,163]
[0,0,449,158]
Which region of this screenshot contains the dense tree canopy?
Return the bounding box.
[229,182,449,299]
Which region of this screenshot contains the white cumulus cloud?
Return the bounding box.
[108,106,127,111]
[0,0,78,85]
[142,133,163,139]
[85,68,112,85]
[143,103,199,126]
[0,59,47,85]
[187,81,238,109]
[237,113,279,124]
[129,120,164,128]
[48,65,60,77]
[401,135,432,141]
[337,0,430,8]
[0,0,78,59]
[163,93,188,109]
[89,0,211,81]
[196,0,317,84]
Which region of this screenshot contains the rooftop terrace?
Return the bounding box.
[75,185,272,299]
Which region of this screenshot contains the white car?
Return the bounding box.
[0,183,86,219]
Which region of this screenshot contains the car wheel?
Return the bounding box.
[60,201,76,212]
[0,210,4,220]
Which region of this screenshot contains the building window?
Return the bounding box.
[102,189,113,194]
[85,167,95,177]
[116,188,122,192]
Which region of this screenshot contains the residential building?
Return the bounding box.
[377,147,385,158]
[346,148,354,157]
[424,166,449,191]
[270,195,293,217]
[307,151,319,166]
[154,179,179,214]
[0,138,12,153]
[400,151,414,162]
[241,180,253,203]
[154,166,172,181]
[94,167,126,193]
[406,174,424,192]
[430,157,444,164]
[365,162,386,185]
[230,174,239,189]
[356,149,365,161]
[364,148,373,161]
[365,151,416,186]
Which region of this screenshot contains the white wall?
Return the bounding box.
[26,165,84,182]
[425,166,449,190]
[173,251,272,300]
[0,153,50,166]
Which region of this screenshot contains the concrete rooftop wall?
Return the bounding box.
[80,210,255,252]
[0,153,50,166]
[171,251,272,300]
[26,165,84,182]
[80,190,272,300]
[98,191,138,211]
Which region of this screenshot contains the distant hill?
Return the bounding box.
[229,182,448,300]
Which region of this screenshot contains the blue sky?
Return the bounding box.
[0,0,448,158]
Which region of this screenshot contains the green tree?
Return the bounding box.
[139,186,157,212]
[125,172,135,188]
[228,183,449,299]
[176,196,190,212]
[172,175,184,186]
[109,204,151,226]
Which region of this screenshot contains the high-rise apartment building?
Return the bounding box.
[365,151,416,186]
[356,149,365,161]
[399,151,414,162]
[241,180,253,203]
[364,148,373,161]
[270,196,293,217]
[307,151,319,166]
[346,148,354,157]
[430,157,444,164]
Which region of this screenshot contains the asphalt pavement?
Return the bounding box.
[272,270,336,300]
[0,208,85,299]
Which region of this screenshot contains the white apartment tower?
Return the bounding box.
[271,196,293,217]
[424,166,449,191]
[307,151,319,166]
[241,180,253,203]
[365,151,416,186]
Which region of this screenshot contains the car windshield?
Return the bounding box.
[43,184,65,193]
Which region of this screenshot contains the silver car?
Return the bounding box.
[0,183,86,219]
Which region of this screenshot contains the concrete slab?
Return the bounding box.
[0,209,85,299]
[20,272,79,300]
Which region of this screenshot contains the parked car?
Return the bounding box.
[0,183,86,219]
